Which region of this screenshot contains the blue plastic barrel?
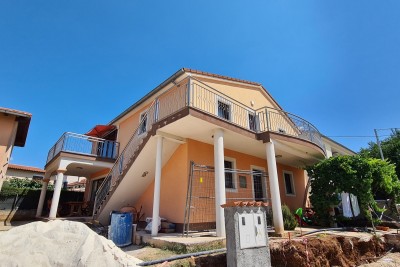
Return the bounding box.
[109,211,133,247]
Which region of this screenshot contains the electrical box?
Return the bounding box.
[238,211,267,249]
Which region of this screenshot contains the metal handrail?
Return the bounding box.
[46,132,119,164]
[93,76,325,216]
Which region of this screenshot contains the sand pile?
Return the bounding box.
[0,220,142,267]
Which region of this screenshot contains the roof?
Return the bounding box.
[0,107,32,147]
[67,179,86,187]
[321,135,357,155]
[109,68,280,125]
[8,164,45,173]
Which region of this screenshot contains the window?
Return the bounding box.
[32,175,43,180]
[217,100,231,121]
[138,112,147,135]
[224,160,236,189]
[283,171,295,196]
[239,176,247,188]
[248,112,257,131]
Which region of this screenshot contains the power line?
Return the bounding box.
[326,135,392,138]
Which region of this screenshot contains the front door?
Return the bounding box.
[253,169,264,201]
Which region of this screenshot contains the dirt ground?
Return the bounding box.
[127,235,395,267]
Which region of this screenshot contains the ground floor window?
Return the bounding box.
[224,159,236,189]
[283,171,295,196]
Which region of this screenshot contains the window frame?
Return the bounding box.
[251,165,267,200]
[138,111,148,136]
[283,170,296,196]
[216,97,232,122]
[224,157,237,192]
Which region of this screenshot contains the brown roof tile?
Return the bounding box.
[183,68,261,86]
[221,201,269,208]
[8,164,45,173]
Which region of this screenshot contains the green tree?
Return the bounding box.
[360,131,400,179]
[306,155,399,226]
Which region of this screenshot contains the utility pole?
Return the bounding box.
[374,129,385,160]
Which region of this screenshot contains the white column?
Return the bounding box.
[49,170,66,219]
[265,140,284,234]
[36,180,49,217]
[214,129,226,237]
[151,136,163,236]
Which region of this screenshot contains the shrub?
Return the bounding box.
[282,205,298,230]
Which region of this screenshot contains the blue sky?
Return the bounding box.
[1,1,399,168]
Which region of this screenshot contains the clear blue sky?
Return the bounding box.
[1,1,399,168]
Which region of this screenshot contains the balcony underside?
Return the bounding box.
[158,107,325,167]
[44,151,114,178]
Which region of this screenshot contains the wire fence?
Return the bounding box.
[183,162,271,236]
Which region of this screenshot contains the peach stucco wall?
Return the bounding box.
[0,115,18,189]
[116,104,151,155]
[196,77,280,110]
[134,142,189,223]
[277,164,307,211]
[133,138,306,224]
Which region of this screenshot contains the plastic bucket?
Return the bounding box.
[109,211,133,247]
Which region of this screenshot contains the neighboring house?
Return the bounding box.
[0,107,32,190]
[37,68,353,237]
[6,164,45,180]
[66,178,86,192]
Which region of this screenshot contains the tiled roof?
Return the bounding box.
[183,68,261,86]
[67,179,87,186]
[221,201,269,208]
[8,164,45,173]
[0,107,32,147]
[0,107,32,117]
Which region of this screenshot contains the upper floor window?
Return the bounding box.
[217,100,231,121]
[283,171,295,196]
[138,112,147,135]
[248,112,257,131]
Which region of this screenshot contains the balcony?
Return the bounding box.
[46,132,119,164]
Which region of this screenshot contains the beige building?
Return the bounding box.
[0,107,31,190]
[38,69,353,237]
[6,164,45,180]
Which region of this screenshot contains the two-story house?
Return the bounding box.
[36,68,353,237]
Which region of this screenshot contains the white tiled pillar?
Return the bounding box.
[214,128,226,237]
[265,140,284,234]
[36,179,49,217]
[49,170,66,219]
[151,136,163,236]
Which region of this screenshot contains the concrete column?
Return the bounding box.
[214,128,226,237]
[265,140,284,234]
[36,180,49,217]
[49,170,66,219]
[151,136,163,236]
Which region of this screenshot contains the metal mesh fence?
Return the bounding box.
[183,162,271,236]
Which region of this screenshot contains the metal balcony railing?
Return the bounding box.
[93,76,325,217]
[46,132,119,164]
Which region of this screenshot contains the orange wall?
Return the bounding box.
[277,164,306,211]
[0,115,18,188]
[134,142,189,223]
[116,103,151,155]
[133,138,307,223]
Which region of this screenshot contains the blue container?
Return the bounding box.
[109,211,133,247]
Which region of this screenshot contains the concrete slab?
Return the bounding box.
[135,230,226,252]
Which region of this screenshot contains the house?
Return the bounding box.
[36,68,353,236]
[0,107,32,190]
[6,164,45,181]
[66,178,87,192]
